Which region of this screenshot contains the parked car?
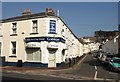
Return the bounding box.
[93,51,99,58]
[101,53,116,64]
[99,52,106,62]
[97,51,104,61]
[108,57,120,72]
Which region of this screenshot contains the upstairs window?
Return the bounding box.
[0,23,2,35]
[0,27,2,35]
[32,20,38,33]
[61,29,65,37]
[12,23,17,34]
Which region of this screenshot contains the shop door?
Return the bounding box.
[48,50,56,67]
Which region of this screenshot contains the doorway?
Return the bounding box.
[48,50,56,67]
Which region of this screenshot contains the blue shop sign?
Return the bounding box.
[25,37,65,43]
[49,20,56,34]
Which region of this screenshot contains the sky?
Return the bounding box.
[2,2,119,37]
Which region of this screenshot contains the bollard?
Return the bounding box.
[16,60,22,67]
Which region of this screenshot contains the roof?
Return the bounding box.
[1,12,55,23]
[1,11,81,43]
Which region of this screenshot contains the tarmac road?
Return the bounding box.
[1,72,108,82]
[63,54,120,81]
[1,53,120,82]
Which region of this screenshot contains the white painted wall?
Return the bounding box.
[102,36,119,54]
[2,15,84,66]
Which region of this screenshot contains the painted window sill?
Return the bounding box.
[9,55,17,57]
[48,32,57,34]
[10,34,17,36]
[30,33,39,35]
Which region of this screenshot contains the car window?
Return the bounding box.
[107,55,115,58]
[113,59,120,63]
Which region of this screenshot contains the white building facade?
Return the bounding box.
[83,37,100,54]
[1,8,83,67]
[102,35,119,54]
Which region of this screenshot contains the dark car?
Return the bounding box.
[108,57,120,72]
[102,53,116,64]
[93,51,99,58]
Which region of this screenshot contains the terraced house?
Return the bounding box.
[0,8,84,67]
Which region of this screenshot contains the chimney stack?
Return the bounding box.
[22,8,31,16]
[45,8,55,15]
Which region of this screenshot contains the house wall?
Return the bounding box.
[102,36,119,54]
[2,16,83,67]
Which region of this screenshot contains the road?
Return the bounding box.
[64,54,120,81]
[1,53,120,82]
[2,71,68,80]
[2,72,105,82]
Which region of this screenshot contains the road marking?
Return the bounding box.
[94,71,98,80]
[94,66,98,80]
[95,66,97,70]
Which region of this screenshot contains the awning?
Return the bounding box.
[25,42,40,48]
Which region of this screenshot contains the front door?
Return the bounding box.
[48,50,56,67]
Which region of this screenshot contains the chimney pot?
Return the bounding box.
[22,8,31,16]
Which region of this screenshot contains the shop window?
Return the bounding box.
[26,48,41,61]
[31,20,38,33]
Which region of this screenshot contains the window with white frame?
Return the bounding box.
[26,48,41,61]
[32,20,38,33]
[0,28,2,35]
[11,42,16,55]
[0,25,2,35]
[12,22,17,34]
[61,29,65,37]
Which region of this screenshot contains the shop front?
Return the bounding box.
[24,37,65,67]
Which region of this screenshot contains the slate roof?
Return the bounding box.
[1,12,55,23]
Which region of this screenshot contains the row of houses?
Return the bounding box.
[0,8,100,68]
[82,37,101,54]
[95,29,120,55]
